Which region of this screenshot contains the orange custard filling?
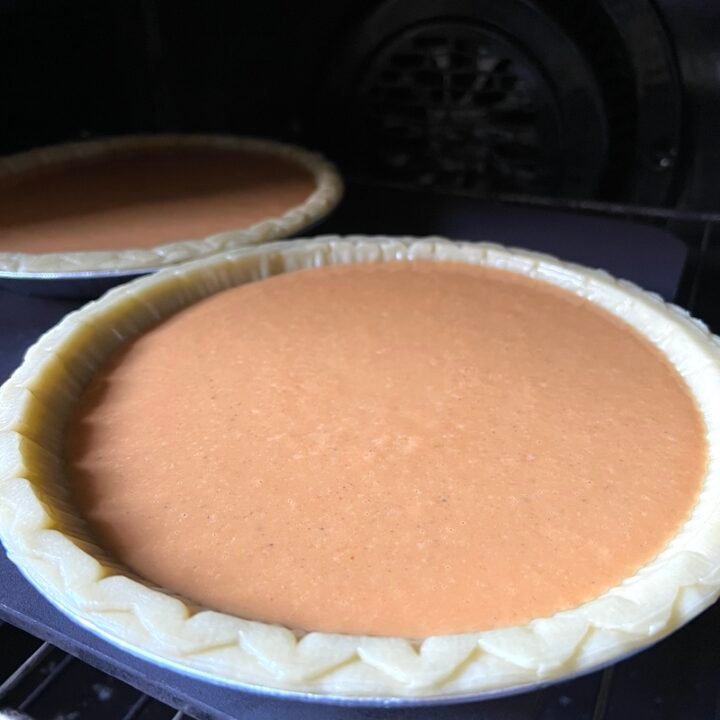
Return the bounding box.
[0,147,315,254]
[67,261,707,637]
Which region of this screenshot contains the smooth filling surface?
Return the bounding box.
[0,147,315,253]
[68,261,707,638]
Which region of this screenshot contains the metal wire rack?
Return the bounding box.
[0,623,185,720]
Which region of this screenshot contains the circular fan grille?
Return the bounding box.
[357,24,563,193]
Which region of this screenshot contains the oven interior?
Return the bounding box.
[2,1,720,718]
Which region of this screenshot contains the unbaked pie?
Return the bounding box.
[0,135,341,274]
[0,236,719,699]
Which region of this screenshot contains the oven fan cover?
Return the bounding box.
[315,0,681,204]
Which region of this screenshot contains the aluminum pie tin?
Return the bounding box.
[0,267,157,299]
[3,236,717,705]
[0,134,342,297]
[4,549,677,708]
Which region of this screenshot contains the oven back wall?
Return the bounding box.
[1,0,719,211]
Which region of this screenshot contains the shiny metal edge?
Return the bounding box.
[0,268,159,280]
[0,268,157,299]
[5,548,664,709]
[0,199,332,297]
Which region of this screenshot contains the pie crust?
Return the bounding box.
[1,236,719,699]
[0,135,342,274]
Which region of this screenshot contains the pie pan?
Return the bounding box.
[0,134,342,292]
[1,235,719,704]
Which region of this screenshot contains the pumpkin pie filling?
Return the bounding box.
[67,260,707,638]
[0,147,315,254]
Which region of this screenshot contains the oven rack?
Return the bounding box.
[0,622,185,720]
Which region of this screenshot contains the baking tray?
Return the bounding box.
[0,185,706,717]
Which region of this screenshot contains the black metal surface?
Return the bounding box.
[0,624,183,720]
[317,0,609,199]
[653,0,720,212]
[0,271,155,301]
[588,0,682,205]
[537,0,681,205]
[4,0,712,207]
[2,183,718,719]
[342,22,572,194]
